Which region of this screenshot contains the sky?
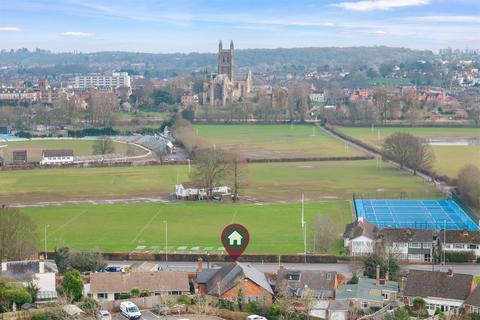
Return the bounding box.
[0,0,480,53]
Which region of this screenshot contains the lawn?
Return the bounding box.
[0,160,441,204]
[194,124,366,159]
[21,201,351,254]
[335,126,480,177]
[0,139,146,163]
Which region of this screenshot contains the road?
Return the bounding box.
[107,261,480,277]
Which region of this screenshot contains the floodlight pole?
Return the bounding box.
[304,222,307,264]
[164,220,168,265]
[44,225,49,258]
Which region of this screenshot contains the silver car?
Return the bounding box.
[97,310,112,320]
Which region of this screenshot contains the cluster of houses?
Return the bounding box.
[175,182,232,200]
[344,217,480,261]
[3,254,479,319]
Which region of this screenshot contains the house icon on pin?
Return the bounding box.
[228,230,243,246]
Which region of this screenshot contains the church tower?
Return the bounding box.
[218,40,235,81]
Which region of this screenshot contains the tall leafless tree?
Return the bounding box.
[226,147,249,202]
[0,207,38,260]
[190,148,228,198]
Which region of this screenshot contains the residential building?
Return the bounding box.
[0,258,58,302]
[403,269,476,316]
[40,149,74,165]
[379,228,435,262]
[440,230,480,258]
[0,88,38,102]
[464,286,480,314]
[181,93,199,106]
[343,218,378,256]
[197,262,273,307]
[74,72,131,89]
[87,271,190,301]
[12,150,27,164]
[276,268,338,299]
[336,276,398,311]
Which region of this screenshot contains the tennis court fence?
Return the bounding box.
[451,192,480,226]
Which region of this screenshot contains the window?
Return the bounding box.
[326,273,332,281]
[382,292,389,300]
[409,242,421,248]
[97,293,107,299]
[423,243,432,248]
[362,301,369,308]
[469,244,479,249]
[168,291,181,295]
[247,296,258,302]
[454,243,464,249]
[287,272,300,281]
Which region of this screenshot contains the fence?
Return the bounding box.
[353,192,442,201]
[451,192,480,226]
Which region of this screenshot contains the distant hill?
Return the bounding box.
[0,46,434,73]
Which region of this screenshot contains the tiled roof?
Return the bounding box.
[465,286,480,307]
[343,219,378,240]
[441,230,480,244]
[337,278,398,302]
[379,228,434,243]
[0,260,57,282]
[42,149,74,157]
[90,271,190,293]
[404,270,473,301]
[198,262,273,296]
[276,268,336,298]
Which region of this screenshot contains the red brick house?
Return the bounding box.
[197,262,273,307]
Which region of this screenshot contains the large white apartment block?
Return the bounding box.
[74,72,131,89]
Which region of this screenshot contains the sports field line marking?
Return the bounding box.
[49,209,88,237]
[230,209,237,224]
[131,209,162,243]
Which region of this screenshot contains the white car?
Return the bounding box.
[246,315,267,320]
[120,301,141,320]
[98,310,112,320]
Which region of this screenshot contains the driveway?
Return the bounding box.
[113,311,224,320]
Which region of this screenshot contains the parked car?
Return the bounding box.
[120,301,141,320]
[104,266,123,272]
[97,310,112,320]
[246,316,267,320]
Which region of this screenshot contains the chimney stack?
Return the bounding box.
[376,265,380,285]
[197,258,203,273]
[447,268,453,276]
[39,254,45,273]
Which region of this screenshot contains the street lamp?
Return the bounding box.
[163,221,168,265]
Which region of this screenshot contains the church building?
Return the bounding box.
[202,41,253,106]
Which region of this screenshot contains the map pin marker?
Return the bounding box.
[221,224,250,261]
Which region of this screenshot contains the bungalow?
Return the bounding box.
[403,269,476,316]
[276,268,338,299]
[440,229,480,258]
[379,228,436,262]
[336,266,398,311]
[12,150,27,164]
[40,149,74,165]
[0,257,58,302]
[464,286,480,314]
[197,262,273,307]
[343,218,378,256]
[310,300,349,320]
[87,271,190,301]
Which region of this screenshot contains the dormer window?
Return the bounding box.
[326,273,332,281]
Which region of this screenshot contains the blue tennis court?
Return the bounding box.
[354,199,479,230]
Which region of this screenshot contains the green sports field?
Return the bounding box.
[21,201,351,254]
[0,160,440,204]
[335,126,480,177]
[0,139,146,163]
[194,124,366,159]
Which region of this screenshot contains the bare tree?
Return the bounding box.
[226,147,249,202]
[300,287,317,320]
[382,132,434,174]
[0,207,38,261]
[457,164,480,209]
[92,136,116,155]
[190,148,228,198]
[288,82,309,123]
[87,90,119,127]
[312,215,337,253]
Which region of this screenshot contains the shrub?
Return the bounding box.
[246,301,258,314]
[79,297,100,315]
[266,303,282,320]
[445,251,475,263]
[177,295,194,305]
[32,312,55,320]
[370,306,382,313]
[349,275,359,284]
[62,270,84,302]
[130,288,141,298]
[119,292,131,300]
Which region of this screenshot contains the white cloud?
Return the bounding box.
[62,31,96,37]
[0,27,21,32]
[374,30,387,34]
[333,0,431,11]
[406,15,480,23]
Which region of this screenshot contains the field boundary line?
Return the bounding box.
[49,209,88,237]
[131,209,162,243]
